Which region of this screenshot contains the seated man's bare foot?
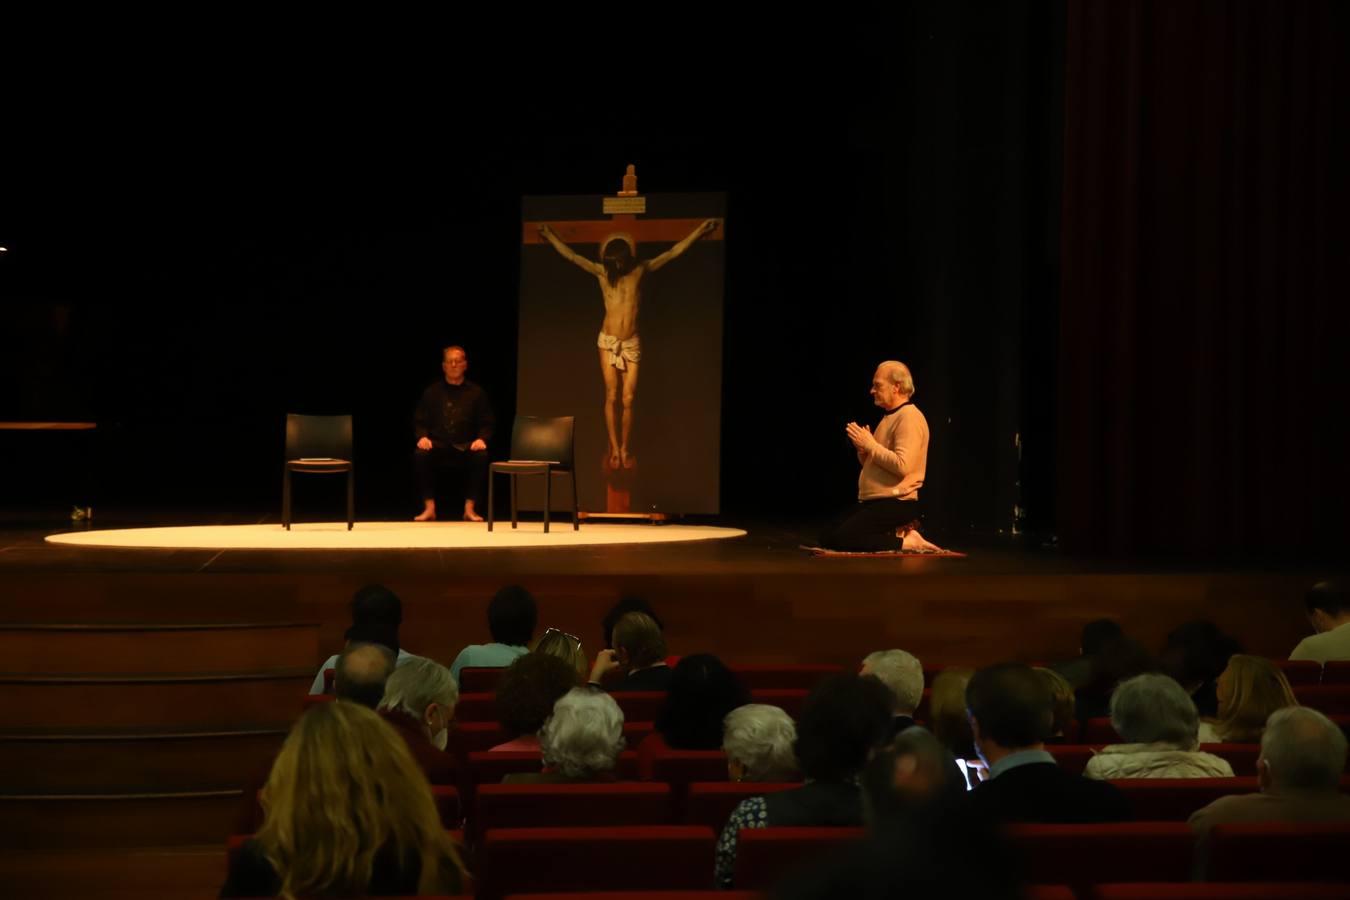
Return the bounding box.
[901,529,943,553]
[413,507,436,522]
[462,505,484,523]
[607,447,621,469]
[620,449,635,469]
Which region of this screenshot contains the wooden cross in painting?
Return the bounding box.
[522,165,723,515]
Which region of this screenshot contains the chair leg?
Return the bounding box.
[571,469,579,530]
[544,469,552,534]
[346,467,354,530]
[282,467,291,531]
[487,469,495,532]
[510,475,518,529]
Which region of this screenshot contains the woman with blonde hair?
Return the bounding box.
[534,627,588,680]
[221,701,466,898]
[1198,654,1300,744]
[1034,667,1078,742]
[928,667,976,760]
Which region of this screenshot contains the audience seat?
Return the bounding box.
[747,689,808,719]
[1048,744,1102,776]
[1094,885,1350,899]
[1293,685,1350,716]
[684,782,801,830]
[472,783,672,845]
[1199,744,1261,776]
[1203,822,1350,882]
[466,750,639,788]
[459,667,506,692]
[1274,659,1325,686]
[608,692,669,723]
[1002,822,1194,887]
[1081,717,1119,744]
[731,826,866,890]
[1111,777,1260,821]
[478,826,715,900]
[1321,662,1350,685]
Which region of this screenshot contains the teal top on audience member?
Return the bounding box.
[451,642,529,683]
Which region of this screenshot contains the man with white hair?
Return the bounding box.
[1189,706,1350,838]
[376,657,460,785]
[820,360,941,553]
[504,688,627,783]
[861,649,925,739]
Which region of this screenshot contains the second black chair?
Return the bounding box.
[487,415,578,533]
[282,413,354,530]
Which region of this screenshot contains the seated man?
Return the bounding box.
[965,662,1129,823]
[412,345,494,522]
[1290,580,1350,664]
[819,360,942,552]
[334,641,396,709]
[587,611,672,691]
[860,648,925,739]
[1189,706,1350,840]
[309,584,421,695]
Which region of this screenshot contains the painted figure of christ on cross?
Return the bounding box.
[534,215,719,471]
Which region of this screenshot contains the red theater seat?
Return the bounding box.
[1293,685,1350,716]
[684,781,801,830]
[301,693,334,711]
[1002,822,1194,888]
[1081,717,1119,743]
[478,826,715,900]
[452,691,497,722]
[467,750,640,787]
[1321,662,1350,685]
[748,689,808,719]
[1048,744,1101,776]
[609,692,668,723]
[732,826,865,890]
[1275,659,1325,686]
[645,750,729,787]
[1199,744,1261,776]
[1112,777,1261,821]
[728,664,842,690]
[1204,821,1350,882]
[453,721,654,755]
[1094,885,1350,899]
[459,666,505,692]
[471,783,672,844]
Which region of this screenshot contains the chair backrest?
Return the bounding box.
[685,781,802,830]
[1204,821,1350,882]
[472,782,672,843]
[1002,822,1194,887]
[285,414,353,461]
[459,667,505,692]
[1199,743,1262,776]
[1275,659,1326,686]
[510,415,575,469]
[478,825,715,900]
[748,689,809,720]
[732,826,866,890]
[1047,745,1101,776]
[1322,661,1350,685]
[1294,685,1350,716]
[1111,777,1261,821]
[609,692,668,724]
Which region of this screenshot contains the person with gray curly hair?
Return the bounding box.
[1084,673,1233,779]
[374,656,460,785]
[723,704,799,782]
[504,687,626,783]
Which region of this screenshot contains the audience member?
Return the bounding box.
[1050,618,1123,689]
[1035,666,1078,742]
[376,657,460,785]
[1198,653,1299,743]
[533,626,588,679]
[1290,580,1350,663]
[1159,619,1243,717]
[309,585,419,695]
[490,652,578,751]
[966,662,1129,823]
[722,704,799,782]
[1075,634,1159,722]
[503,688,627,784]
[860,648,924,738]
[927,667,976,760]
[449,585,537,684]
[1084,673,1233,779]
[588,611,672,691]
[220,702,465,897]
[334,642,396,709]
[715,674,892,889]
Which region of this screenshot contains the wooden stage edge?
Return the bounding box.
[0,526,1325,671]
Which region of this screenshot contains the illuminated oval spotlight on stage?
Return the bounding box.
[44,521,747,550]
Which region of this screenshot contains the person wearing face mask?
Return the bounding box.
[377,657,460,785]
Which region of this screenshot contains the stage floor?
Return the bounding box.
[0,505,1328,667]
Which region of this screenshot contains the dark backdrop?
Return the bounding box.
[4,3,1340,558]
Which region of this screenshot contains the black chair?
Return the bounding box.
[282,414,354,530]
[488,415,578,533]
